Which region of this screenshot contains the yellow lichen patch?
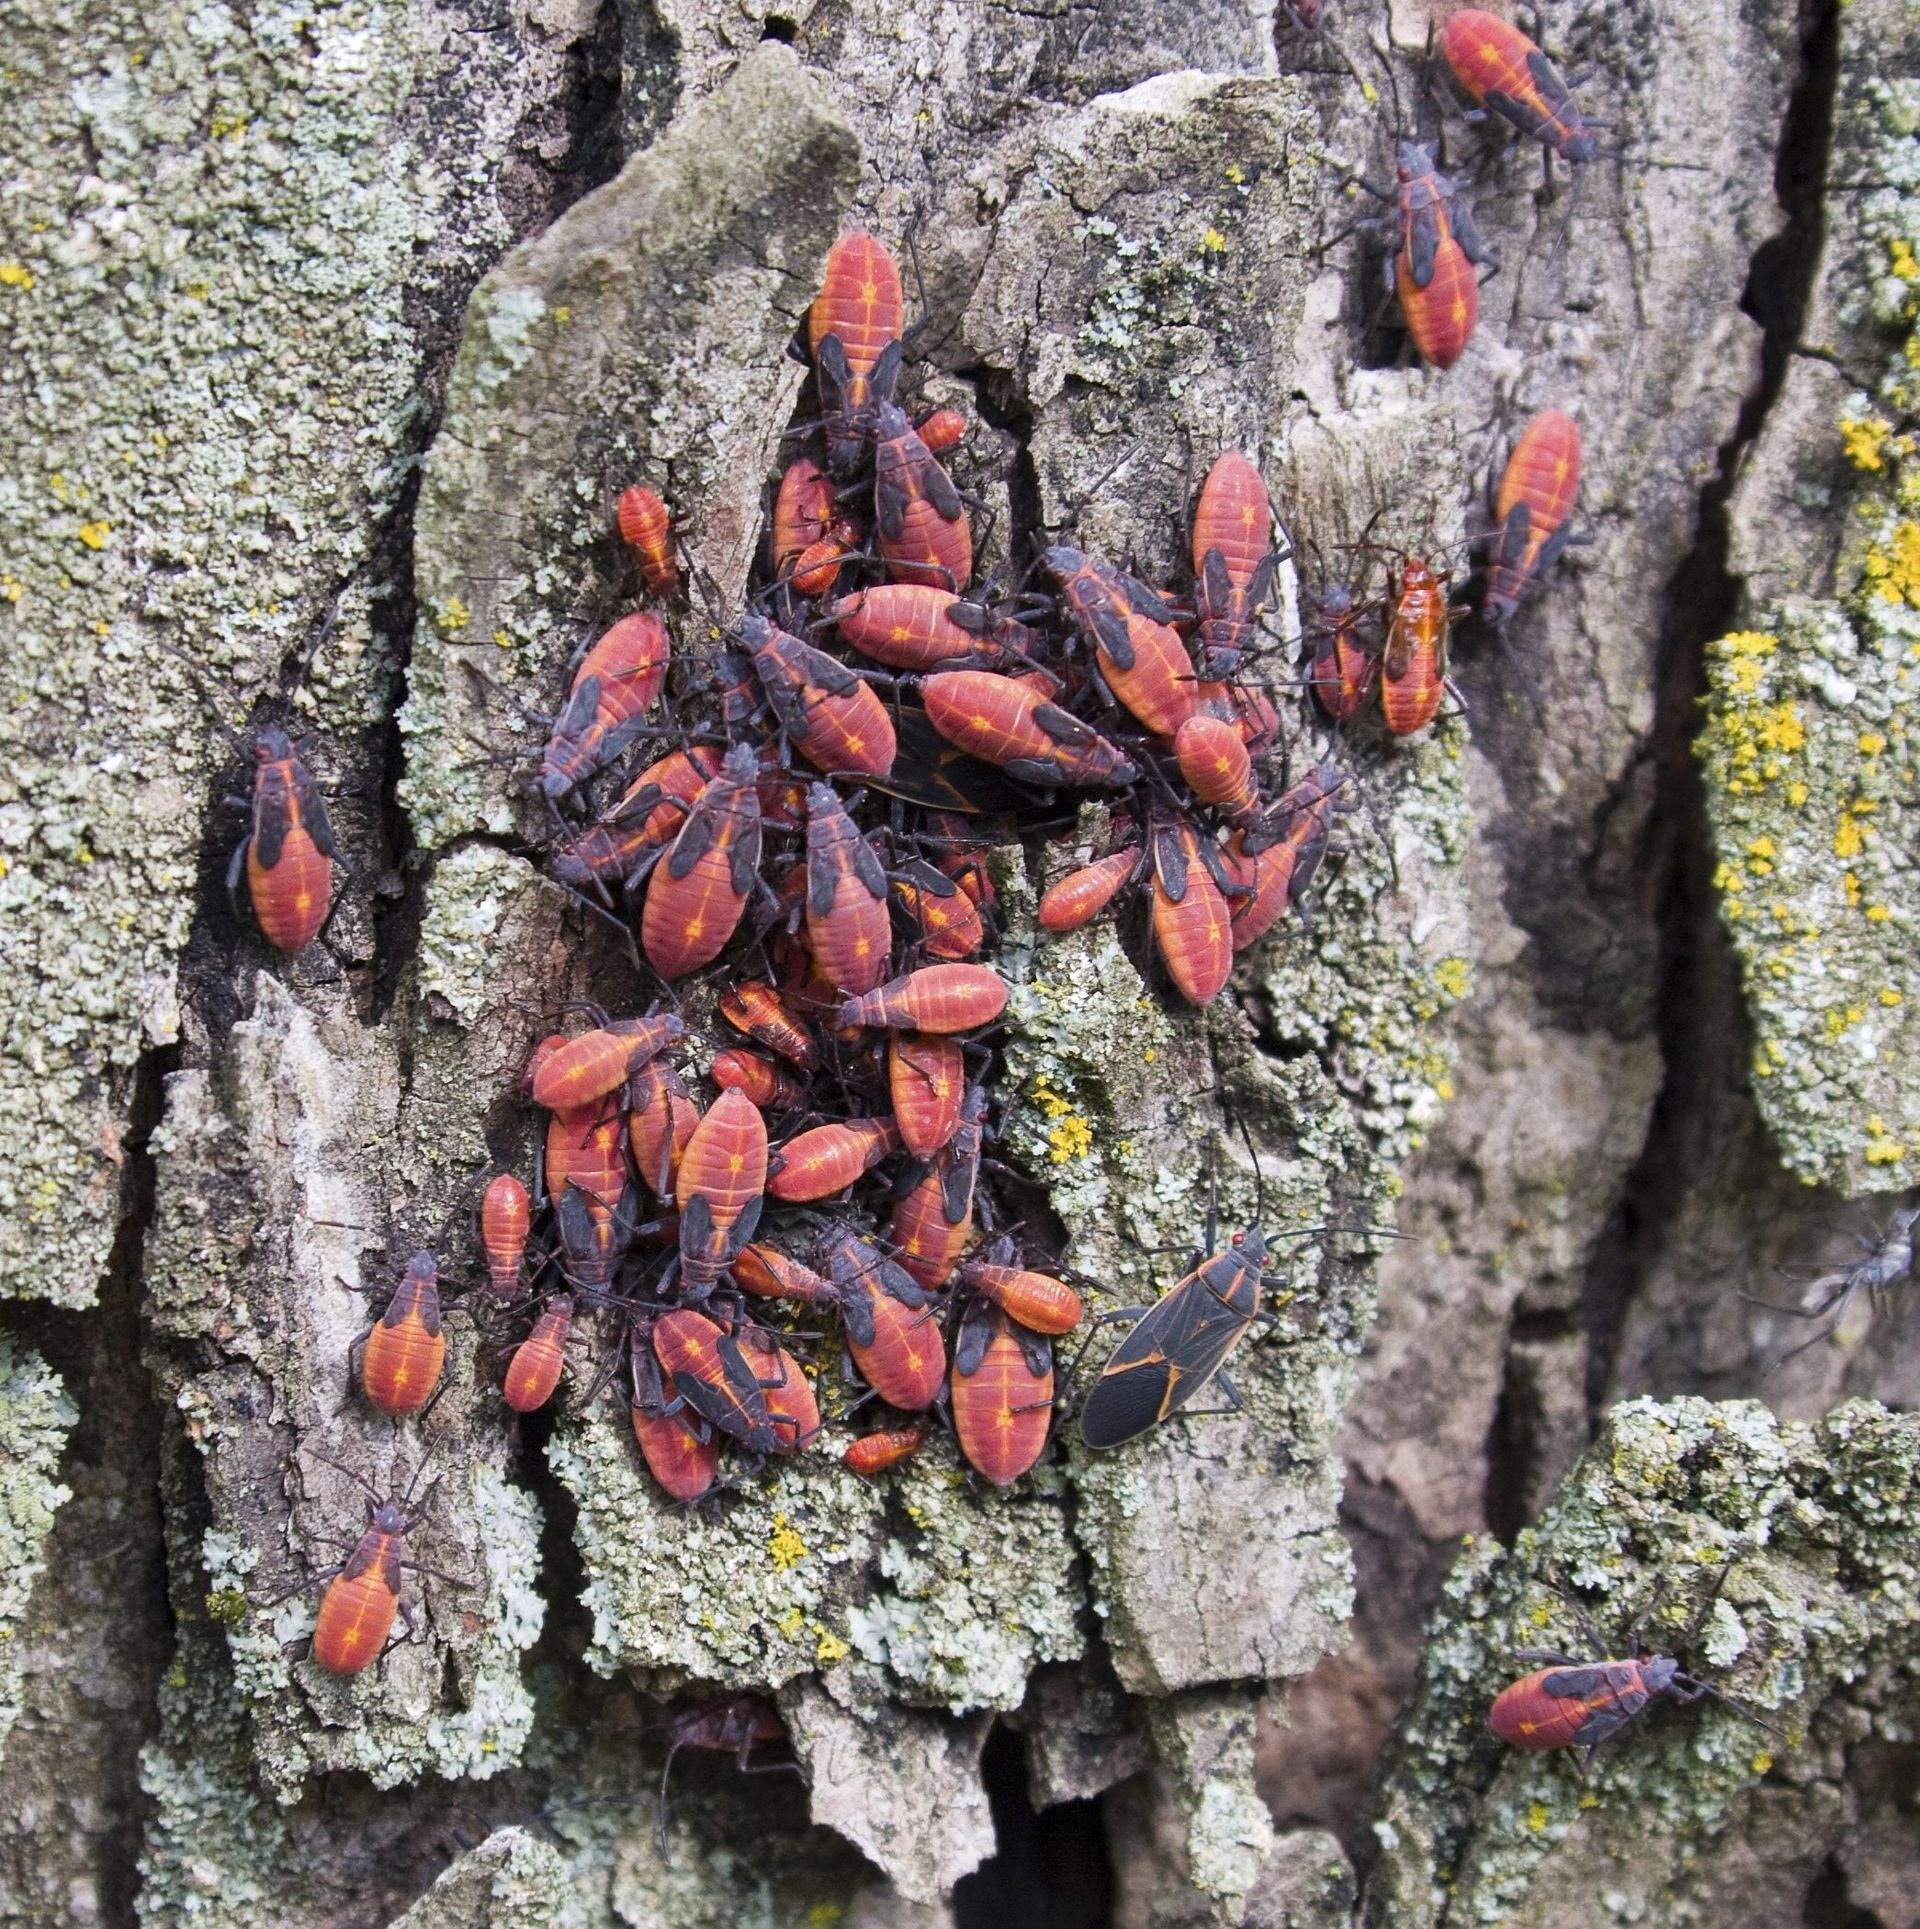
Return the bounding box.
[436,595,471,634]
[1860,731,1887,756]
[1842,415,1893,470]
[1861,520,1920,605]
[1047,1113,1093,1164]
[0,260,32,291]
[1835,812,1867,859]
[1201,227,1228,253]
[767,1512,807,1571]
[76,521,110,550]
[1526,1801,1550,1833]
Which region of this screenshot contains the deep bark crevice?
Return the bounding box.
[1570,0,1840,1426]
[0,1039,176,1927]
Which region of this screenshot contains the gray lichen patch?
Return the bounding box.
[1147,1688,1279,1908]
[146,975,543,1795]
[389,1828,571,1929]
[1367,1397,1920,1928]
[963,71,1318,583]
[398,43,861,853]
[1699,611,1920,1192]
[0,1344,76,1765]
[0,0,528,1306]
[550,1399,1082,1714]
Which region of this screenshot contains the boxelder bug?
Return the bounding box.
[719,979,821,1072]
[803,782,894,995]
[537,612,671,802]
[950,1300,1055,1487]
[1741,1202,1920,1368]
[530,1009,686,1111]
[821,1225,948,1411]
[616,484,680,598]
[675,1088,769,1295]
[735,611,898,781]
[1439,10,1599,169]
[809,230,905,474]
[1149,812,1236,1006]
[639,742,764,979]
[1489,1569,1781,1757]
[888,1031,967,1156]
[768,1117,900,1202]
[1038,848,1142,935]
[237,726,340,954]
[355,1251,447,1419]
[480,1175,531,1301]
[657,1692,803,1862]
[629,1322,721,1504]
[1392,142,1496,372]
[1484,409,1584,625]
[1191,451,1288,681]
[1381,552,1462,736]
[920,671,1139,789]
[872,401,973,592]
[503,1292,574,1413]
[837,963,1008,1034]
[843,1420,930,1477]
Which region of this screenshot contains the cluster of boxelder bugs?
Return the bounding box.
[198,204,1760,1789]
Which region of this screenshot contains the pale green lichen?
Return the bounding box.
[0,0,447,1304]
[418,845,558,1026]
[1368,1397,1920,1927]
[0,1344,76,1764]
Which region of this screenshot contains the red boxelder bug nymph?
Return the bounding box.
[1484,409,1584,625]
[1439,9,1600,168]
[950,1300,1055,1487]
[355,1251,447,1419]
[1392,143,1496,372]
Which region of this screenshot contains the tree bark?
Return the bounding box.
[0,0,1915,1922]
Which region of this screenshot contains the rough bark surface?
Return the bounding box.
[0,0,1915,1923]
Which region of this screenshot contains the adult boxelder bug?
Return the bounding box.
[872,401,973,592]
[951,1300,1054,1486]
[1078,1227,1287,1450]
[1484,409,1583,625]
[803,782,893,994]
[1191,451,1287,680]
[640,742,764,978]
[629,1323,721,1504]
[1392,143,1495,372]
[768,1117,900,1201]
[821,1226,948,1411]
[675,1088,769,1294]
[837,963,1008,1033]
[1149,813,1235,1005]
[735,612,898,780]
[921,672,1139,789]
[356,1251,447,1419]
[538,612,671,801]
[236,726,339,954]
[1044,544,1168,665]
[888,1031,966,1156]
[1439,9,1599,168]
[657,1693,803,1861]
[810,230,905,474]
[480,1175,532,1300]
[616,485,680,597]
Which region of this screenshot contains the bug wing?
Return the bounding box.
[290,760,339,857]
[1404,197,1441,289]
